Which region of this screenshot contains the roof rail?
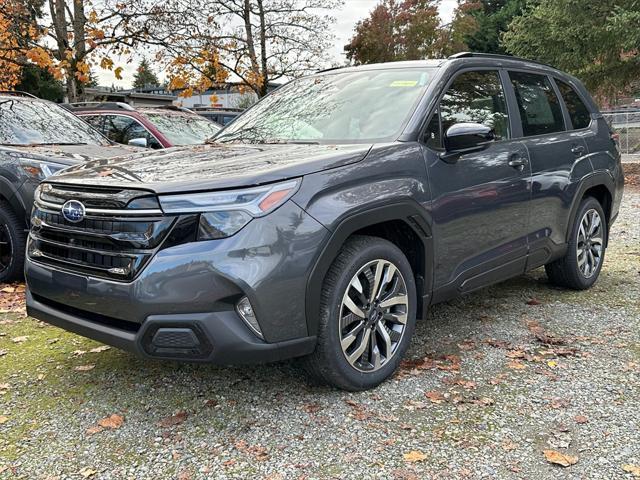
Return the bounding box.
[62,101,135,111]
[447,52,555,69]
[0,90,38,99]
[147,105,195,113]
[191,106,243,112]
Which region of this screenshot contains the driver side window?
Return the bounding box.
[426,70,510,149]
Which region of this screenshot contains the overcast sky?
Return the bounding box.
[96,0,459,88]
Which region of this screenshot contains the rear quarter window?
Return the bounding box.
[509,71,565,137]
[556,80,592,130]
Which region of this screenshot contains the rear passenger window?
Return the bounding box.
[509,72,565,136]
[82,115,103,131]
[439,70,510,142]
[557,80,591,129]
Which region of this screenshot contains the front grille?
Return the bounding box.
[29,184,175,281]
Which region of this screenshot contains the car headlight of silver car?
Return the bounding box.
[158,179,300,240]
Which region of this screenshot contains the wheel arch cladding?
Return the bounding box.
[566,172,614,246]
[305,202,433,337]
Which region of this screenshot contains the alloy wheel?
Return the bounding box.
[339,259,409,372]
[576,208,603,278]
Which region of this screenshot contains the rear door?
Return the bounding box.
[424,69,532,299]
[507,71,591,268]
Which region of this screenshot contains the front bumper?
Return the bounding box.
[25,201,329,362]
[27,290,316,363]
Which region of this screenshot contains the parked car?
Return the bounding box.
[64,103,222,148]
[0,91,142,283]
[192,107,242,125]
[25,53,624,390]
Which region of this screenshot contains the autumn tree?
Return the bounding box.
[345,0,442,64]
[132,58,160,89]
[0,0,42,89]
[502,0,640,101]
[0,0,161,101]
[130,0,342,98]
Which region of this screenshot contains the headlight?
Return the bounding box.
[19,158,68,180]
[158,179,299,240]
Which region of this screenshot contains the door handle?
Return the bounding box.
[508,155,528,169]
[571,145,586,156]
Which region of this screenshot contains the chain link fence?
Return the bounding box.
[602,110,640,159]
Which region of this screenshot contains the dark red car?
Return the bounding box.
[63,103,222,149]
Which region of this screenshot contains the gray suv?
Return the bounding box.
[25,53,624,390]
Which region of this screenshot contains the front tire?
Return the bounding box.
[545,196,607,290]
[304,235,417,391]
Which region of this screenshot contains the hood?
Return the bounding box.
[46,142,373,193]
[3,143,142,165]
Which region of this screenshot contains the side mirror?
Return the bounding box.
[128,137,148,148]
[442,123,495,161]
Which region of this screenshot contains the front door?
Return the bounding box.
[423,69,532,299]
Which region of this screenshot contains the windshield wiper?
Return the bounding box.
[31,142,90,146]
[0,142,91,147]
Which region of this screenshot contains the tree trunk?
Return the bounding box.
[72,0,87,101]
[242,0,261,97]
[257,0,268,97]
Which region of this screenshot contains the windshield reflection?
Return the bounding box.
[144,113,221,146]
[215,68,435,145]
[0,99,108,146]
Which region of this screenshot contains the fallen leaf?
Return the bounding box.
[203,399,218,407]
[71,350,87,357]
[502,440,518,451]
[85,425,104,435]
[623,465,640,477]
[543,449,578,467]
[391,468,419,480]
[74,364,95,372]
[98,169,114,177]
[89,346,110,353]
[574,415,589,424]
[550,398,569,409]
[302,402,322,414]
[177,469,192,480]
[403,450,428,463]
[11,336,27,343]
[547,360,558,368]
[1,287,15,293]
[507,360,526,370]
[157,410,188,428]
[0,415,8,424]
[425,390,446,404]
[97,414,124,430]
[79,467,97,478]
[526,297,542,305]
[0,349,6,357]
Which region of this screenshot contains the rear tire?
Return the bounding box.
[303,235,417,391]
[545,196,606,290]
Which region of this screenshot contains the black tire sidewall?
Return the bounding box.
[0,205,25,283]
[320,238,417,390]
[566,197,607,289]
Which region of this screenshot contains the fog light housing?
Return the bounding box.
[236,296,263,339]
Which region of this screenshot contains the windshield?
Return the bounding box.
[0,98,109,146]
[143,112,221,145]
[215,68,435,144]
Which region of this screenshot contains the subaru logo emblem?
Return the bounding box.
[61,200,85,223]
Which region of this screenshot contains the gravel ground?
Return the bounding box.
[0,189,638,480]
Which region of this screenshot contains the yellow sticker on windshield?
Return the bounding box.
[390,80,418,87]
